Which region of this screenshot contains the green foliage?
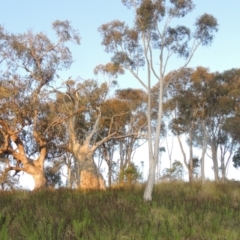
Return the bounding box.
[233,147,240,169]
[119,163,141,184]
[0,182,240,239]
[194,13,218,45]
[192,157,200,176]
[0,214,11,239]
[136,0,156,32]
[162,160,184,180]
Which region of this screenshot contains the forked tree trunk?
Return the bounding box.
[72,144,105,190]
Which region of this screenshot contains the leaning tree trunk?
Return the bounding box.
[72,144,105,190]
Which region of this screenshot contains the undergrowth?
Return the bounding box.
[0,181,240,239]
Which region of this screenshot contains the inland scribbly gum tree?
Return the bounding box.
[99,0,218,201]
[56,75,144,190]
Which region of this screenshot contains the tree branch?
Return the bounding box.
[84,108,101,145]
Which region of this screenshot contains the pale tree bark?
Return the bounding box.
[200,121,208,184]
[165,134,174,180]
[175,124,196,183]
[102,143,114,187]
[62,153,75,188]
[210,141,219,182]
[177,134,192,182]
[219,142,234,183]
[219,144,226,182]
[188,126,194,183]
[66,161,72,188]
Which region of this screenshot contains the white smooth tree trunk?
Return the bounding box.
[211,143,219,182]
[201,121,207,184]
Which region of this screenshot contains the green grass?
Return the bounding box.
[0,181,240,239]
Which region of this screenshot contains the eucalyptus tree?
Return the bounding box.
[165,67,240,182]
[55,79,106,190]
[164,68,196,182]
[55,78,142,190]
[189,67,214,182]
[206,69,240,181]
[0,21,80,189]
[162,160,184,181]
[99,0,218,200]
[164,67,214,182]
[98,94,132,187]
[114,88,147,182]
[189,68,240,182]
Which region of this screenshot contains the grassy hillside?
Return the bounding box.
[0,181,240,239]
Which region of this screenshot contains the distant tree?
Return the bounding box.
[164,67,212,182]
[119,162,141,185]
[162,160,184,181]
[99,0,218,201]
[204,69,240,182]
[114,88,147,183]
[165,67,240,183]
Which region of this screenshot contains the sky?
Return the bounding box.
[1,1,240,188]
[1,1,240,87]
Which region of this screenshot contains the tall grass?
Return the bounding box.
[0,181,240,239]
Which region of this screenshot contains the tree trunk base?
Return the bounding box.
[80,170,106,190]
[32,172,46,190]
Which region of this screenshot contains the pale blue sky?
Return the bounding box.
[1,1,240,89]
